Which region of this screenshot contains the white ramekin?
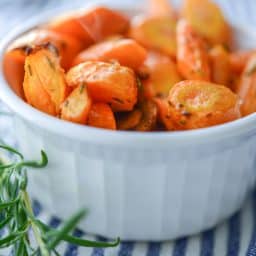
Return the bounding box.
[1,4,256,241]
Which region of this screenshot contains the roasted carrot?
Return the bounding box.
[87,103,116,130]
[61,84,92,124]
[209,45,231,86]
[48,7,129,44]
[66,61,137,111]
[146,0,176,18]
[129,16,177,57]
[23,44,68,114]
[135,100,157,131]
[177,19,211,81]
[167,80,240,130]
[3,48,26,99]
[236,54,256,116]
[72,38,147,70]
[230,50,256,75]
[182,0,231,46]
[143,51,182,96]
[117,109,142,130]
[154,98,175,131]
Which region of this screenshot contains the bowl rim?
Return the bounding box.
[1,3,256,147]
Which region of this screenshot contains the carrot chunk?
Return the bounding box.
[230,50,256,75]
[177,19,211,81]
[167,80,240,130]
[61,84,92,124]
[72,38,147,70]
[23,44,68,114]
[236,54,256,116]
[146,0,176,18]
[66,61,138,111]
[87,103,116,130]
[117,109,142,130]
[182,0,231,45]
[48,7,129,44]
[209,45,231,86]
[129,16,177,57]
[3,48,26,99]
[143,51,182,96]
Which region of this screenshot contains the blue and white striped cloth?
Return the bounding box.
[1,1,256,255]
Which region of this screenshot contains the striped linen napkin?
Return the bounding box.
[1,1,256,255]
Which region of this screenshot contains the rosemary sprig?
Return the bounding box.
[0,145,120,255]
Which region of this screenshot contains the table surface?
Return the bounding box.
[1,1,256,255]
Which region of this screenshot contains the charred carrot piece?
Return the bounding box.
[87,103,116,130]
[66,61,138,111]
[72,38,147,70]
[61,84,92,124]
[23,44,68,114]
[135,100,157,131]
[167,80,240,130]
[117,109,142,130]
[177,19,211,81]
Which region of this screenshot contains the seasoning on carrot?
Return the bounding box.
[66,61,138,111]
[23,44,68,114]
[177,19,211,81]
[167,80,241,130]
[87,103,116,130]
[61,84,92,124]
[72,38,147,70]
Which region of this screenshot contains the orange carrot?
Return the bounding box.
[177,19,211,81]
[143,51,182,96]
[61,84,92,124]
[147,0,176,18]
[23,44,68,114]
[230,50,256,74]
[209,45,231,86]
[3,48,26,99]
[129,16,177,57]
[66,61,138,111]
[72,38,147,70]
[236,54,256,116]
[182,0,231,46]
[88,103,116,130]
[168,80,240,130]
[48,7,129,44]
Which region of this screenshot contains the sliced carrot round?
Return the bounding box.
[168,80,240,129]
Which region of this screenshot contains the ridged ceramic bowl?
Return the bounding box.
[0,4,256,241]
